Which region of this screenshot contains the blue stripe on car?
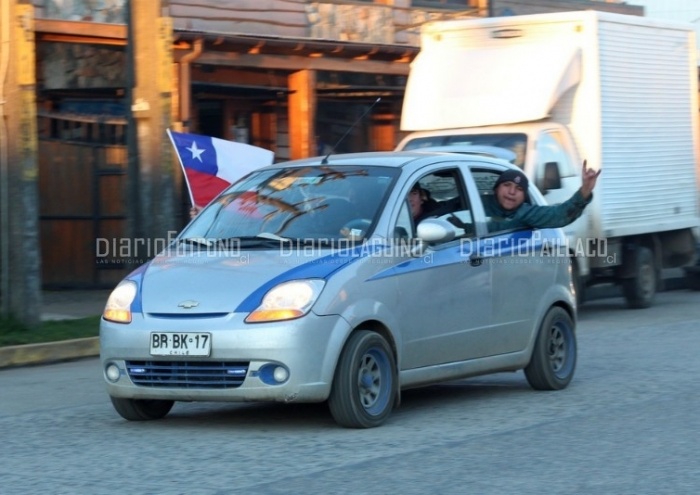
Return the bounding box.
[368,229,562,281]
[126,262,149,313]
[235,243,387,312]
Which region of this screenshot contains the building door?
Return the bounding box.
[38,114,130,289]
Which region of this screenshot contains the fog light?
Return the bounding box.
[273,366,289,383]
[106,363,121,382]
[256,363,290,385]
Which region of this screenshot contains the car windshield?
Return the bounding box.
[180,165,397,244]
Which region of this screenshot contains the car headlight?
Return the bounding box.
[103,280,138,324]
[245,279,325,323]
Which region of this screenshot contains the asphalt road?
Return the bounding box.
[1,290,699,494]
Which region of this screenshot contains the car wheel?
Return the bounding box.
[622,246,656,309]
[328,330,397,428]
[110,396,174,421]
[524,307,576,391]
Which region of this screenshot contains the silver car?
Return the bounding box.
[100,151,577,428]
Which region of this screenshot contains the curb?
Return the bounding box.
[0,337,99,369]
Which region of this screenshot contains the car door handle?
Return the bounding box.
[469,253,483,267]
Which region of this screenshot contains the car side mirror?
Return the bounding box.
[410,218,456,257]
[537,161,562,191]
[416,218,456,243]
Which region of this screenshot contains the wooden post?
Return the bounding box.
[288,70,317,160]
[129,0,177,249]
[0,1,42,325]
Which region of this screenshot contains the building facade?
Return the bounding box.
[0,0,645,321]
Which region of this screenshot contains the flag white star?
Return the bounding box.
[187,141,205,162]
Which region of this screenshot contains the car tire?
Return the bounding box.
[110,397,174,421]
[524,307,576,391]
[622,246,656,309]
[328,330,397,428]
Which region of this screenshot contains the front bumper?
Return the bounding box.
[100,312,350,403]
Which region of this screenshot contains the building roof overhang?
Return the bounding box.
[34,19,418,72]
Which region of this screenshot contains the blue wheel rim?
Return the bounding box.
[547,320,575,379]
[357,347,392,416]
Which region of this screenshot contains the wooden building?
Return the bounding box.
[1,0,644,313]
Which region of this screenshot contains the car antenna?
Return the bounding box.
[320,97,381,165]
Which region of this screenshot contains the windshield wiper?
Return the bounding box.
[216,235,293,249]
[177,237,214,248]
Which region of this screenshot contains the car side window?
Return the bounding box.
[473,170,500,228]
[395,202,412,242]
[396,168,476,242]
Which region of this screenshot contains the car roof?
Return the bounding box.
[263,150,514,171]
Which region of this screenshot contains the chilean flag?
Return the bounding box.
[167,129,274,207]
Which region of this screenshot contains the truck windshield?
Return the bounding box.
[402,133,527,167]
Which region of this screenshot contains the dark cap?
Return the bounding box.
[494,169,529,192]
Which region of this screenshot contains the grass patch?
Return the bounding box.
[0,315,101,347]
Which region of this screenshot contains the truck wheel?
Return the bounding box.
[622,246,656,309]
[328,330,397,428]
[524,307,576,391]
[110,397,174,421]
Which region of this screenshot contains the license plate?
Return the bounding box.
[150,332,212,357]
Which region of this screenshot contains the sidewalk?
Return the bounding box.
[41,289,111,321]
[0,290,111,369]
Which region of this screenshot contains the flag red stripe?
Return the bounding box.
[185,167,231,206]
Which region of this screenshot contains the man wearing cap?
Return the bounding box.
[485,161,600,231]
[409,183,441,222]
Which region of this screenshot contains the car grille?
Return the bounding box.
[125,360,249,389]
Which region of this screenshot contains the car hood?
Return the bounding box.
[136,247,355,315]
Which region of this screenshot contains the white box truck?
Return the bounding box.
[396,10,700,308]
